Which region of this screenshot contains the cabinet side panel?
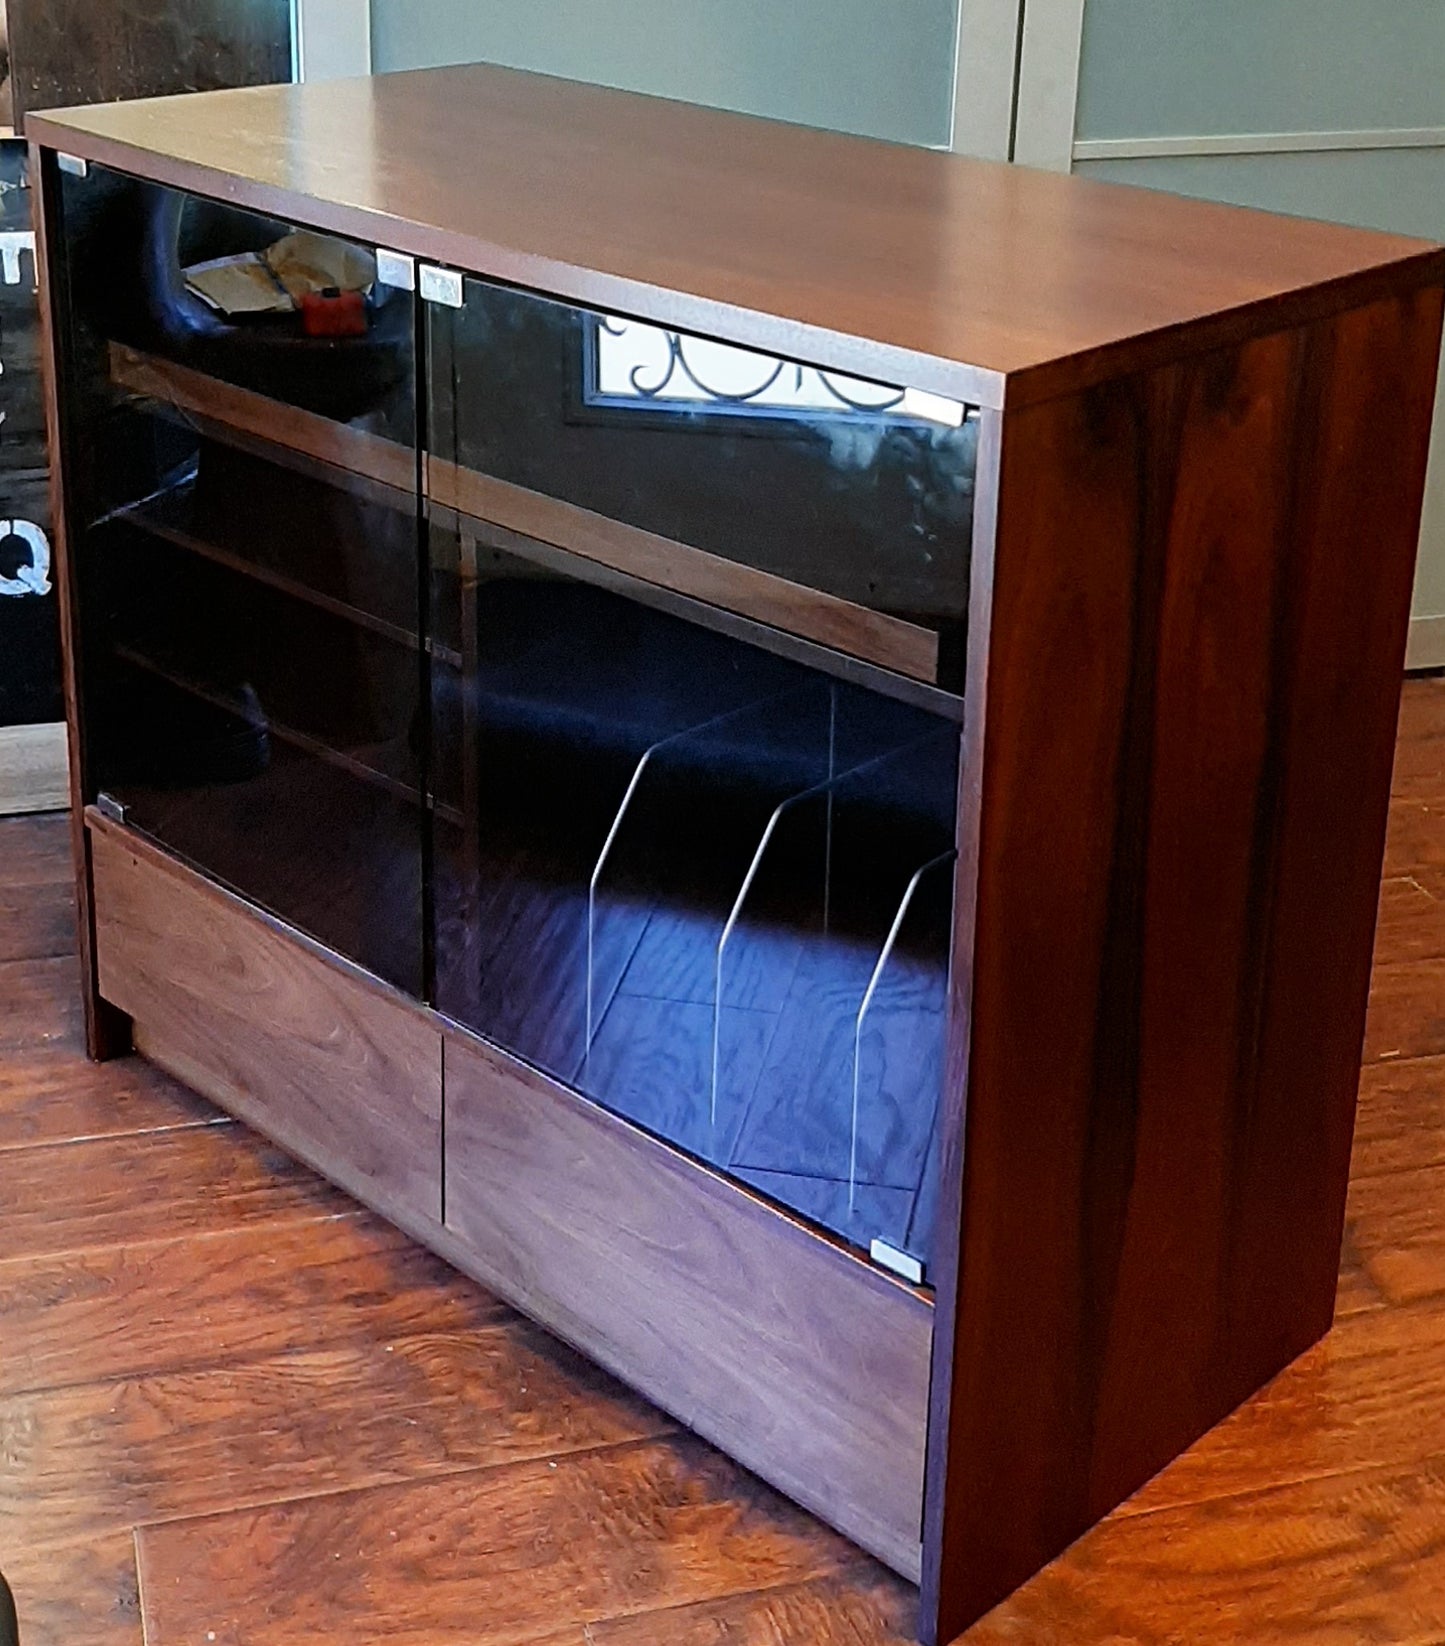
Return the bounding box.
[443,1027,931,1582]
[90,816,443,1224]
[1216,289,1445,1369]
[925,283,1445,1640]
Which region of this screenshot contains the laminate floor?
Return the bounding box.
[1,677,1444,1645]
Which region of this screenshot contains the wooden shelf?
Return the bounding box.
[112,641,463,828]
[108,341,946,687]
[111,484,463,669]
[108,342,416,496]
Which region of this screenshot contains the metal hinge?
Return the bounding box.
[375,248,416,291]
[56,153,89,179]
[418,264,463,309]
[870,1239,925,1287]
[95,792,129,825]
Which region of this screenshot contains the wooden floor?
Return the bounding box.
[1,678,1444,1645]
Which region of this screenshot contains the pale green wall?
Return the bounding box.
[1076,0,1445,140]
[1075,148,1445,243]
[370,0,960,146]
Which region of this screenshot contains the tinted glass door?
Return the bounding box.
[428,274,963,1276]
[51,160,426,996]
[429,276,978,690]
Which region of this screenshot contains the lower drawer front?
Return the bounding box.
[444,1028,932,1580]
[90,816,443,1224]
[88,813,928,1577]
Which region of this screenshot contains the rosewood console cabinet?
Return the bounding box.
[30,65,1445,1641]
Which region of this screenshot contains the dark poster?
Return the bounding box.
[0,139,61,727]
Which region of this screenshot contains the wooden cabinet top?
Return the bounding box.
[29,61,1445,409]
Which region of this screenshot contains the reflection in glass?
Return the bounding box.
[431,528,959,1273]
[590,315,967,427]
[54,162,424,994]
[437,278,979,689]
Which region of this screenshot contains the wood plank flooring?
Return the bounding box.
[0,676,1443,1645]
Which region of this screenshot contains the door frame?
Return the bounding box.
[1009,0,1085,169]
[293,0,371,80]
[951,0,1026,160]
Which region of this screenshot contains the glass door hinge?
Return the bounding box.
[375,248,416,291]
[95,792,129,825]
[418,264,463,308]
[870,1239,924,1286]
[57,153,89,178]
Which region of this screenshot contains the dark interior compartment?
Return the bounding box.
[441,278,977,686]
[56,167,426,997]
[86,516,426,997]
[433,554,959,1269]
[57,161,964,1273]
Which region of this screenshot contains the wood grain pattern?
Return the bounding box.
[1362,963,1445,1064]
[0,721,69,815]
[0,952,98,1051]
[963,1454,1445,1645]
[108,342,416,493]
[0,1535,143,1646]
[591,1573,916,1646]
[1385,798,1445,874]
[28,65,1445,410]
[0,824,210,1180]
[430,459,941,683]
[443,1026,931,1581]
[1119,1301,1445,1517]
[105,343,941,681]
[1391,722,1445,800]
[135,1435,862,1646]
[4,683,1445,1646]
[82,812,933,1580]
[29,62,1445,1638]
[0,1212,508,1397]
[0,1120,348,1263]
[1374,871,1445,964]
[0,869,75,962]
[1332,1228,1387,1322]
[0,1323,665,1554]
[940,678,1445,1643]
[924,287,1445,1641]
[1341,1164,1445,1312]
[1350,1052,1445,1180]
[0,1049,221,1152]
[89,813,444,1224]
[0,811,72,885]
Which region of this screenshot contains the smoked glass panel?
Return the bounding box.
[430,275,962,1273]
[435,277,978,691]
[51,160,425,995]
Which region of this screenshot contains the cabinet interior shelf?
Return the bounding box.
[110,642,462,827]
[111,484,463,668]
[107,339,945,685]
